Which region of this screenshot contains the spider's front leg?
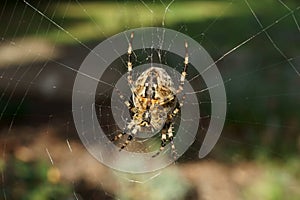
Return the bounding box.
[112,31,137,149]
[111,91,135,142]
[176,41,189,96]
[127,32,134,85]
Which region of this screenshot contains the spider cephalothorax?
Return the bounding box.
[112,32,189,158]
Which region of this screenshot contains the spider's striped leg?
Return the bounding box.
[152,103,181,158]
[111,118,133,142]
[115,87,134,111]
[119,124,139,151]
[152,125,168,158]
[127,32,134,85]
[176,41,189,96]
[168,41,188,150]
[167,123,179,159]
[111,91,135,139]
[111,127,127,142]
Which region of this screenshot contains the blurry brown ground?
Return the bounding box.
[0,124,266,200]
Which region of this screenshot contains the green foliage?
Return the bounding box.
[3,158,71,200]
[242,159,300,200]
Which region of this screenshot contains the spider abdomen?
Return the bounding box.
[131,67,177,132]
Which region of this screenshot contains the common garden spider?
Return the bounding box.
[112,32,189,158]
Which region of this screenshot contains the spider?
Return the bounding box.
[112,32,189,158]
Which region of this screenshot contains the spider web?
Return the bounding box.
[0,0,300,199]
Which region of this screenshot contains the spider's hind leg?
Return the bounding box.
[127,32,134,85]
[167,123,178,159]
[111,128,126,142]
[119,124,139,151]
[152,129,167,158]
[152,103,181,159]
[152,121,177,158]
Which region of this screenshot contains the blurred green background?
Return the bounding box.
[0,0,299,199]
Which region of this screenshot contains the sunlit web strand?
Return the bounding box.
[185,78,231,95]
[24,0,136,88]
[139,0,153,14]
[2,0,18,37]
[192,0,234,40]
[1,173,7,200]
[225,117,298,130]
[189,5,300,83]
[5,2,65,132]
[244,0,300,77]
[45,148,54,165]
[71,0,133,75]
[12,2,29,39]
[0,55,38,121]
[0,0,8,20]
[162,0,174,26]
[0,0,46,100]
[1,2,50,198]
[1,38,115,89]
[74,0,109,38]
[6,66,44,132]
[73,192,79,200]
[277,0,300,32]
[23,0,107,64]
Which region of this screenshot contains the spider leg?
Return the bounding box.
[115,87,134,111]
[157,42,188,155]
[167,123,179,159]
[152,102,181,158]
[127,32,134,85]
[176,41,189,95]
[111,128,127,142]
[112,32,136,147]
[152,124,168,158]
[112,33,135,139]
[154,42,188,158]
[119,125,139,151]
[110,83,136,144]
[111,118,134,142]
